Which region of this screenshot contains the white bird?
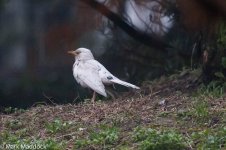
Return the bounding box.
[68,48,140,104]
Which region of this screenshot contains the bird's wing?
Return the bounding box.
[78,60,107,97]
[89,60,114,84]
[89,60,140,89]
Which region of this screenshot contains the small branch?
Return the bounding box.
[42,92,57,105]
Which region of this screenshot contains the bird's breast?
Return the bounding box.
[72,62,83,85]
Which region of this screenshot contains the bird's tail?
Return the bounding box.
[111,78,140,89]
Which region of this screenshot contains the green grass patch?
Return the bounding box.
[197,82,224,99]
[45,119,73,134]
[75,125,119,149]
[191,127,226,149]
[133,127,188,150]
[0,131,66,150]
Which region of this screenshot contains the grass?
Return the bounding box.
[191,127,226,149]
[1,69,226,149]
[45,119,73,134]
[0,134,65,150]
[75,125,119,149]
[133,127,187,150]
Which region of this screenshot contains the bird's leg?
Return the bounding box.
[91,91,96,105]
[106,89,116,100]
[112,84,116,89]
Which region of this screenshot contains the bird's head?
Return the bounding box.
[68,48,94,60]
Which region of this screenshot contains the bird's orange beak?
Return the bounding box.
[67,50,77,56]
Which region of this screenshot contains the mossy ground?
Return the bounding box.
[1,69,226,150]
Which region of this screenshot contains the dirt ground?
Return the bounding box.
[1,69,226,149]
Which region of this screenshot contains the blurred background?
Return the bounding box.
[0,0,226,108]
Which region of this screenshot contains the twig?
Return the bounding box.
[42,92,57,105]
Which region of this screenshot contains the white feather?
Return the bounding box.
[73,60,107,97]
[110,78,140,89]
[88,60,140,89]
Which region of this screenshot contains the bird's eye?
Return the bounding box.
[76,51,81,54]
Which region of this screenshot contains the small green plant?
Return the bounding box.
[45,119,72,134]
[176,109,192,120]
[158,111,170,117]
[193,99,209,119]
[0,131,66,150]
[133,127,187,150]
[41,138,66,150]
[197,82,224,98]
[75,126,119,149]
[5,119,23,130]
[90,127,118,145]
[215,57,226,81]
[3,107,26,114]
[217,22,226,48]
[191,127,226,149]
[215,21,226,82]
